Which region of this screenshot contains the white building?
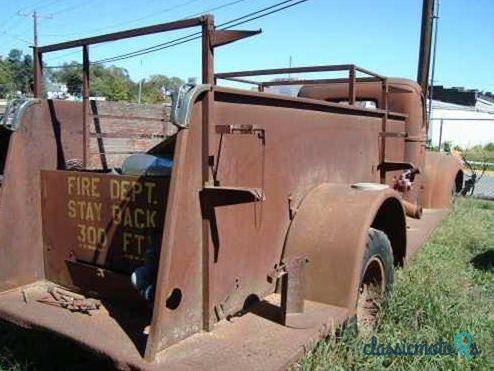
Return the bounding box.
[428,90,494,149]
[46,82,69,99]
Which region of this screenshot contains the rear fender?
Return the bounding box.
[282,183,406,311]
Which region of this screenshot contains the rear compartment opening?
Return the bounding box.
[35,100,178,357]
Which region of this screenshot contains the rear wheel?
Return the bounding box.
[356,228,394,334]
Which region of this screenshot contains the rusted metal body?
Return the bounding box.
[0,13,462,370]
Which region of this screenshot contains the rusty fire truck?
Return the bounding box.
[0,3,462,370]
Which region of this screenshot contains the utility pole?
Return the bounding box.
[18,9,52,47]
[288,55,293,79]
[428,0,440,137]
[417,0,434,93]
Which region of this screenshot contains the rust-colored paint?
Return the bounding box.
[0,15,462,370]
[283,184,406,311]
[420,151,463,208]
[41,170,168,280]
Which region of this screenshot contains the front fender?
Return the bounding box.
[282,183,405,311]
[420,151,463,209]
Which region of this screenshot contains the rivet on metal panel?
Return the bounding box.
[96,268,106,278]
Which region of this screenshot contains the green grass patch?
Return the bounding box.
[300,198,494,370]
[0,199,492,370]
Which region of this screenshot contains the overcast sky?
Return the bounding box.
[0,0,492,91]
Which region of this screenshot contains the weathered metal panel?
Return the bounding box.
[145,105,204,359]
[0,100,84,291]
[41,170,169,285]
[209,95,387,317]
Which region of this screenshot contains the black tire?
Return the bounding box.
[356,228,394,333]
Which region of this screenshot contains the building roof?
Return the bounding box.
[430,85,494,113]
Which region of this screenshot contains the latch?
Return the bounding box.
[215,124,265,145]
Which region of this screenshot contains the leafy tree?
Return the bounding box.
[140,74,184,103]
[0,58,15,97]
[51,62,83,95]
[0,49,186,102]
[0,49,33,97]
[51,63,136,100]
[7,49,33,93]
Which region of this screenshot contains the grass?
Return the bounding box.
[453,143,494,171]
[0,198,492,370]
[300,198,494,370]
[462,144,494,164]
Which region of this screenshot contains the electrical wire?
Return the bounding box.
[184,0,247,19]
[45,0,308,68]
[50,0,97,16]
[96,0,304,64]
[44,0,202,39]
[42,0,247,40]
[1,31,32,45]
[43,0,247,63]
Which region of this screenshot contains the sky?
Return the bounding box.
[0,0,492,91]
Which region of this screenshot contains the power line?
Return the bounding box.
[110,0,202,28]
[96,0,303,65]
[43,0,247,40]
[45,0,203,39]
[185,0,248,19]
[18,10,53,47]
[0,0,58,34]
[45,0,308,68]
[51,0,97,16]
[14,0,59,15]
[43,0,247,63]
[1,31,32,45]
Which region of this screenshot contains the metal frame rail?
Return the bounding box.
[33,16,259,170]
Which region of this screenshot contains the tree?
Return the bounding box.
[51,63,136,100]
[141,74,184,103]
[8,54,185,102]
[0,58,15,97]
[50,63,82,95]
[7,49,32,94]
[0,49,33,97]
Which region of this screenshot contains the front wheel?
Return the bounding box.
[356,228,394,334]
